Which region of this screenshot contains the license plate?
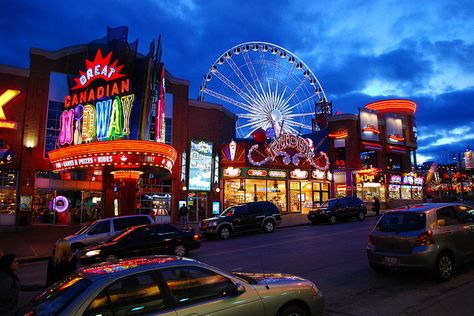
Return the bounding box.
[384,256,399,266]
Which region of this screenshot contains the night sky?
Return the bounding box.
[1,0,473,164]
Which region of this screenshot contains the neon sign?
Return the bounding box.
[0,89,20,130]
[59,49,134,146]
[223,167,241,177]
[248,133,329,170]
[248,169,267,177]
[290,169,308,179]
[71,49,125,90]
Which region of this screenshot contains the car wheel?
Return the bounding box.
[105,254,118,262]
[263,220,275,233]
[357,211,365,221]
[173,244,187,257]
[218,226,231,239]
[433,252,454,282]
[328,215,337,224]
[278,304,308,316]
[370,263,391,274]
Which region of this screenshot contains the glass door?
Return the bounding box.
[187,195,208,223]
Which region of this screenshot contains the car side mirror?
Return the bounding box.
[437,219,447,227]
[234,281,246,295]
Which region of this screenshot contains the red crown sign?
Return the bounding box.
[72,49,125,90]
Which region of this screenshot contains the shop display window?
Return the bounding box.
[401,185,412,200]
[267,180,287,213]
[290,181,301,213]
[223,179,245,209]
[0,170,17,225]
[301,181,313,214]
[357,183,386,202]
[412,186,423,200]
[33,190,103,225]
[389,184,401,199]
[245,179,267,203]
[360,151,377,169]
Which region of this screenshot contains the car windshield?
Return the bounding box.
[320,199,337,208]
[23,274,92,315]
[377,212,426,232]
[220,207,235,217]
[75,222,94,235]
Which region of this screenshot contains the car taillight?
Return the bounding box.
[415,230,434,246]
[193,234,199,241]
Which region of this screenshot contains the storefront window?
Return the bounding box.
[357,183,386,202]
[412,186,423,200]
[388,184,401,199]
[245,179,267,203]
[360,151,377,169]
[401,185,412,200]
[223,179,245,209]
[290,181,301,213]
[267,180,286,213]
[301,181,313,214]
[33,190,103,225]
[0,170,17,225]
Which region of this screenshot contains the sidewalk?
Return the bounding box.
[0,211,381,263]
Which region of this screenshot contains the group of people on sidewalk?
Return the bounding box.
[0,239,77,315]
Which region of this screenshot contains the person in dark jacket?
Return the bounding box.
[46,239,77,286]
[0,254,21,316]
[373,196,381,219]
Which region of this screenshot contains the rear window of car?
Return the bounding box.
[24,274,92,315]
[376,212,426,232]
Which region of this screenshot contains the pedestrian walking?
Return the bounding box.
[0,254,43,316]
[178,204,189,226]
[46,239,77,286]
[373,196,380,220]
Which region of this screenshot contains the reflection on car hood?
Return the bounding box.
[203,217,222,222]
[84,241,118,251]
[312,208,328,212]
[232,272,305,285]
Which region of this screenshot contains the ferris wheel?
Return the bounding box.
[198,41,329,139]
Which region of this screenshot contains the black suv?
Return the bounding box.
[307,196,367,224]
[200,201,282,239]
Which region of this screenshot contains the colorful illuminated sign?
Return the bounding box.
[0,89,20,129]
[248,169,268,177]
[59,49,134,146]
[51,196,69,213]
[290,169,308,179]
[223,166,241,177]
[189,140,213,191]
[268,170,286,178]
[48,140,176,172]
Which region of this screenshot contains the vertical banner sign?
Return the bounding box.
[155,66,166,142]
[189,140,213,191]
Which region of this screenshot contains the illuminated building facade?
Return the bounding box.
[0,27,235,226]
[219,130,332,215]
[328,99,422,207]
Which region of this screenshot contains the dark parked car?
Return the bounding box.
[80,223,200,264]
[200,201,282,239]
[367,203,474,281]
[307,196,367,224]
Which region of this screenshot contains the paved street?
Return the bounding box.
[16,217,474,315]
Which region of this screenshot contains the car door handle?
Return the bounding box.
[255,215,265,218]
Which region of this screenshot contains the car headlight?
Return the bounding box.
[85,250,101,257]
[207,221,218,227]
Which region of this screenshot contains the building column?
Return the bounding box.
[111,170,143,216]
